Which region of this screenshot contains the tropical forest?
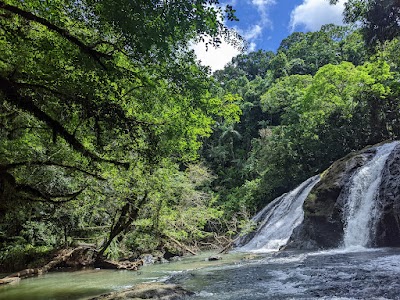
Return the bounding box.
[1,0,400,299]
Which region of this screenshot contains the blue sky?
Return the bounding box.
[192,0,346,71]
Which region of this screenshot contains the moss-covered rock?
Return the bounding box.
[287,144,377,249]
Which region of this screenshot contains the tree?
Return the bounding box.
[260,74,312,125]
[0,0,242,258]
[330,0,400,46]
[275,24,366,77]
[213,50,275,82]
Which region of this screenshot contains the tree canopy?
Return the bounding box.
[0,0,242,264]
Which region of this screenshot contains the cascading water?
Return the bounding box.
[342,141,399,248]
[237,175,320,252]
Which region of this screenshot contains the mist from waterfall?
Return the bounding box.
[342,141,399,248]
[237,175,320,252]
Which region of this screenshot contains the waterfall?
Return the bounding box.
[237,175,320,252]
[342,141,399,248]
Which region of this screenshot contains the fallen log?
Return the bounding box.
[95,259,143,271]
[164,235,197,256]
[0,246,96,284]
[0,245,145,285]
[0,277,21,285]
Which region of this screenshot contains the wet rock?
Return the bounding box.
[376,143,400,247]
[168,256,182,262]
[95,259,143,271]
[206,255,222,261]
[287,145,377,249]
[88,282,194,300]
[163,250,181,261]
[61,246,97,268]
[140,254,155,265]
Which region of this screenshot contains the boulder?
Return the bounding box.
[206,255,222,261]
[88,282,194,300]
[287,145,376,249]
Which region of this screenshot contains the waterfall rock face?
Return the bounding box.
[376,143,400,247]
[288,141,400,250]
[286,147,376,249]
[236,176,320,252]
[239,141,400,252]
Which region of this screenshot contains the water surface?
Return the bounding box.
[170,248,400,300]
[2,249,400,300]
[0,251,252,300]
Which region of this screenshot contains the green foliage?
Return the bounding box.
[125,232,160,254]
[3,0,400,262]
[260,74,312,125]
[205,24,400,215]
[342,0,400,47]
[275,25,367,77]
[0,0,243,263]
[0,242,53,272]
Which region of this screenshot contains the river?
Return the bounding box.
[1,248,400,299]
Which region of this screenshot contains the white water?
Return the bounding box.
[237,175,320,252]
[342,141,399,248]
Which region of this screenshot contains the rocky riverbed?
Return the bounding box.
[1,248,400,299]
[169,248,400,300]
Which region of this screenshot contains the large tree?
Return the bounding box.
[330,0,400,46]
[0,0,241,256]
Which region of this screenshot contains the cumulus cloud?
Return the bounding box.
[252,0,276,18]
[234,0,275,53]
[191,39,241,72]
[290,0,345,32]
[243,24,263,40]
[247,42,257,52]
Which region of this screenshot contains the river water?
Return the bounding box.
[171,248,400,300]
[1,248,400,299]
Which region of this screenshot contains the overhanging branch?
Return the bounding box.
[3,161,106,180]
[17,184,85,204]
[0,1,110,69]
[0,76,129,168]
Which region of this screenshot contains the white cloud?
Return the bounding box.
[191,0,277,71]
[252,0,276,17]
[191,39,241,72]
[247,42,257,52]
[290,0,345,32]
[243,24,263,40]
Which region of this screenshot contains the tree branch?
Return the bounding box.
[0,76,129,168]
[3,161,106,180]
[17,184,85,204]
[0,1,110,69]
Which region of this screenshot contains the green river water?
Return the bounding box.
[2,249,400,299]
[0,251,256,300]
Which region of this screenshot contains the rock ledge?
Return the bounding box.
[88,282,194,300]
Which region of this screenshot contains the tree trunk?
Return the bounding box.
[97,192,148,258]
